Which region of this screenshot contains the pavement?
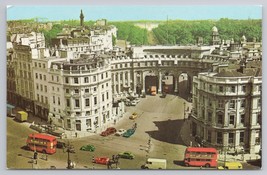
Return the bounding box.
[179,116,261,163]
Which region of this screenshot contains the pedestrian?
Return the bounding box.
[75,132,78,138]
[33,151,38,164]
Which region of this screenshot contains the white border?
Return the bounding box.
[1,0,265,175]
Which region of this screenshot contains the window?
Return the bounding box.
[102,84,104,89]
[219,86,223,92]
[228,133,234,144]
[229,100,235,108]
[217,132,223,144]
[44,75,46,81]
[38,63,41,68]
[41,96,43,103]
[218,100,224,108]
[36,84,39,90]
[229,115,235,125]
[93,76,96,82]
[241,100,246,108]
[58,97,60,105]
[37,94,40,102]
[106,83,108,87]
[43,64,45,68]
[258,99,261,108]
[94,97,97,105]
[45,97,48,104]
[106,72,108,78]
[86,111,90,115]
[40,85,43,91]
[35,62,37,67]
[106,92,109,100]
[240,132,244,143]
[74,78,78,84]
[66,89,69,93]
[66,99,70,107]
[67,119,71,128]
[242,85,246,92]
[240,114,245,125]
[95,109,98,114]
[85,99,90,107]
[53,96,55,104]
[35,73,38,79]
[65,77,69,83]
[101,74,104,80]
[208,112,212,122]
[207,130,211,142]
[75,99,80,107]
[102,94,105,102]
[74,89,79,94]
[86,119,91,127]
[52,75,54,81]
[209,85,212,91]
[85,88,89,93]
[217,114,223,124]
[231,86,235,93]
[94,87,97,92]
[56,76,59,82]
[257,113,261,124]
[84,77,89,83]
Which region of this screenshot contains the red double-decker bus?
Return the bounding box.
[184,147,218,168]
[26,133,57,154]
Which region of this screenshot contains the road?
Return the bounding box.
[7,94,260,170]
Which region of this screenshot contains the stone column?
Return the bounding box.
[158,71,162,93]
[118,73,121,94]
[174,76,178,93]
[142,72,146,93]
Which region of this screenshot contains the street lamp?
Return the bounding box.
[183,102,186,121]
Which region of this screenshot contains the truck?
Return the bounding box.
[141,158,167,169]
[150,86,157,96]
[15,111,28,122]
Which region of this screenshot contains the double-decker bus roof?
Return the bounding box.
[186,147,217,153]
[28,133,56,141]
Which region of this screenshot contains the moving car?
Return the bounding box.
[129,112,138,120]
[118,151,135,159]
[115,129,126,136]
[100,127,117,136]
[122,129,135,138]
[80,144,95,152]
[93,157,110,165]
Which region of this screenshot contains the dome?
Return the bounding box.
[212,26,218,33]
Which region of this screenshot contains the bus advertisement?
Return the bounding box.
[26,133,57,154]
[184,147,218,168]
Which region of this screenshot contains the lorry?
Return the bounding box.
[141,158,167,169]
[15,111,28,122]
[150,86,157,96]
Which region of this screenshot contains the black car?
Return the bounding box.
[56,141,66,149]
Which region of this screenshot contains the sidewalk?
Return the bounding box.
[179,119,261,162]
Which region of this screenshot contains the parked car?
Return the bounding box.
[160,93,166,98]
[129,112,138,120]
[135,98,140,103]
[122,129,135,138]
[93,157,110,165]
[130,100,137,106]
[100,127,117,136]
[80,144,95,152]
[115,129,126,136]
[118,151,135,159]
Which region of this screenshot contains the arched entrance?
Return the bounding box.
[162,74,175,94]
[145,75,158,95]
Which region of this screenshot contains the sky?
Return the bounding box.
[7,6,262,21]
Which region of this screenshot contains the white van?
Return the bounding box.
[142,158,167,169]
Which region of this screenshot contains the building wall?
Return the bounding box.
[191,73,261,154]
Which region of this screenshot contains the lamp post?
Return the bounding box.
[183,102,186,121]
